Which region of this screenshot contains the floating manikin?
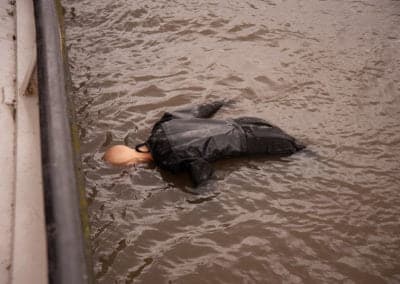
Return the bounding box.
[104,101,305,186]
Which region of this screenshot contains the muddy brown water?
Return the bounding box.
[62,0,400,283]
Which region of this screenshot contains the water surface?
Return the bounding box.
[62,0,400,283]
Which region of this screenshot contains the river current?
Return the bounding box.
[62,0,400,283]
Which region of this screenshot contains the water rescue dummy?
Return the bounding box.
[104,101,305,187]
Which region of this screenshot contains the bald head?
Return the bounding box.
[104,145,153,166]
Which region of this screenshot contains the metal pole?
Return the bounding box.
[33,0,91,283]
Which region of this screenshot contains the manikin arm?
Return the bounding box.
[187,158,214,186]
[165,101,224,120]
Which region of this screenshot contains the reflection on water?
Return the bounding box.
[62,0,400,282]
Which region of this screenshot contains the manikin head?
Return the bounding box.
[103,144,153,166]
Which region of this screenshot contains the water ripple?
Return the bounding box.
[62,0,400,283]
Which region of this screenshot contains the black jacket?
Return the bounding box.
[142,101,304,186]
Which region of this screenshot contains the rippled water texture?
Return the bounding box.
[62,0,400,283]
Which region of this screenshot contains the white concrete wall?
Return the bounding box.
[0,0,17,282]
[0,0,47,283]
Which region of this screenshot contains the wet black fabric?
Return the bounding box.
[145,101,305,186]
